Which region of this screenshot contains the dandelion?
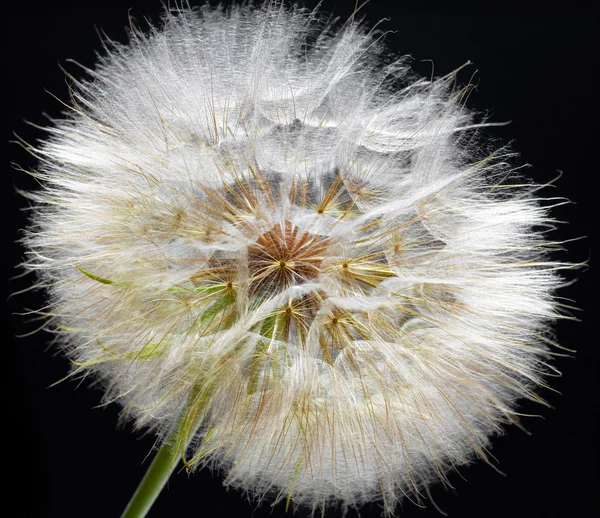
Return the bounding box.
[19,2,572,516]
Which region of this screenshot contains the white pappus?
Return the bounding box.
[20,2,572,516]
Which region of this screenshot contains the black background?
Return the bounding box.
[4,1,597,517]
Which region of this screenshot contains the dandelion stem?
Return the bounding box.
[121,384,207,517]
[120,437,181,518]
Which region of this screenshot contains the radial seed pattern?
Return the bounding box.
[22,3,567,515]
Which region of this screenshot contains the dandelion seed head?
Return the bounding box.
[21,2,570,514]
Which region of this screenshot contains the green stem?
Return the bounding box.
[120,437,182,518]
[121,382,209,518]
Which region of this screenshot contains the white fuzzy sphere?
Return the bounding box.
[23,3,567,515]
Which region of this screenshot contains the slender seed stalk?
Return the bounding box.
[121,384,206,518]
[120,437,182,518]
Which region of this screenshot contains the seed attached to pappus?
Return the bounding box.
[18,2,574,516]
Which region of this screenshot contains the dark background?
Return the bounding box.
[4,1,597,517]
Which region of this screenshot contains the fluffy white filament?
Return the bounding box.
[22,3,569,515]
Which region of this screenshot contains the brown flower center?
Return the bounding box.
[247,221,328,297]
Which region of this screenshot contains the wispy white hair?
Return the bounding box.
[21,2,571,515]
